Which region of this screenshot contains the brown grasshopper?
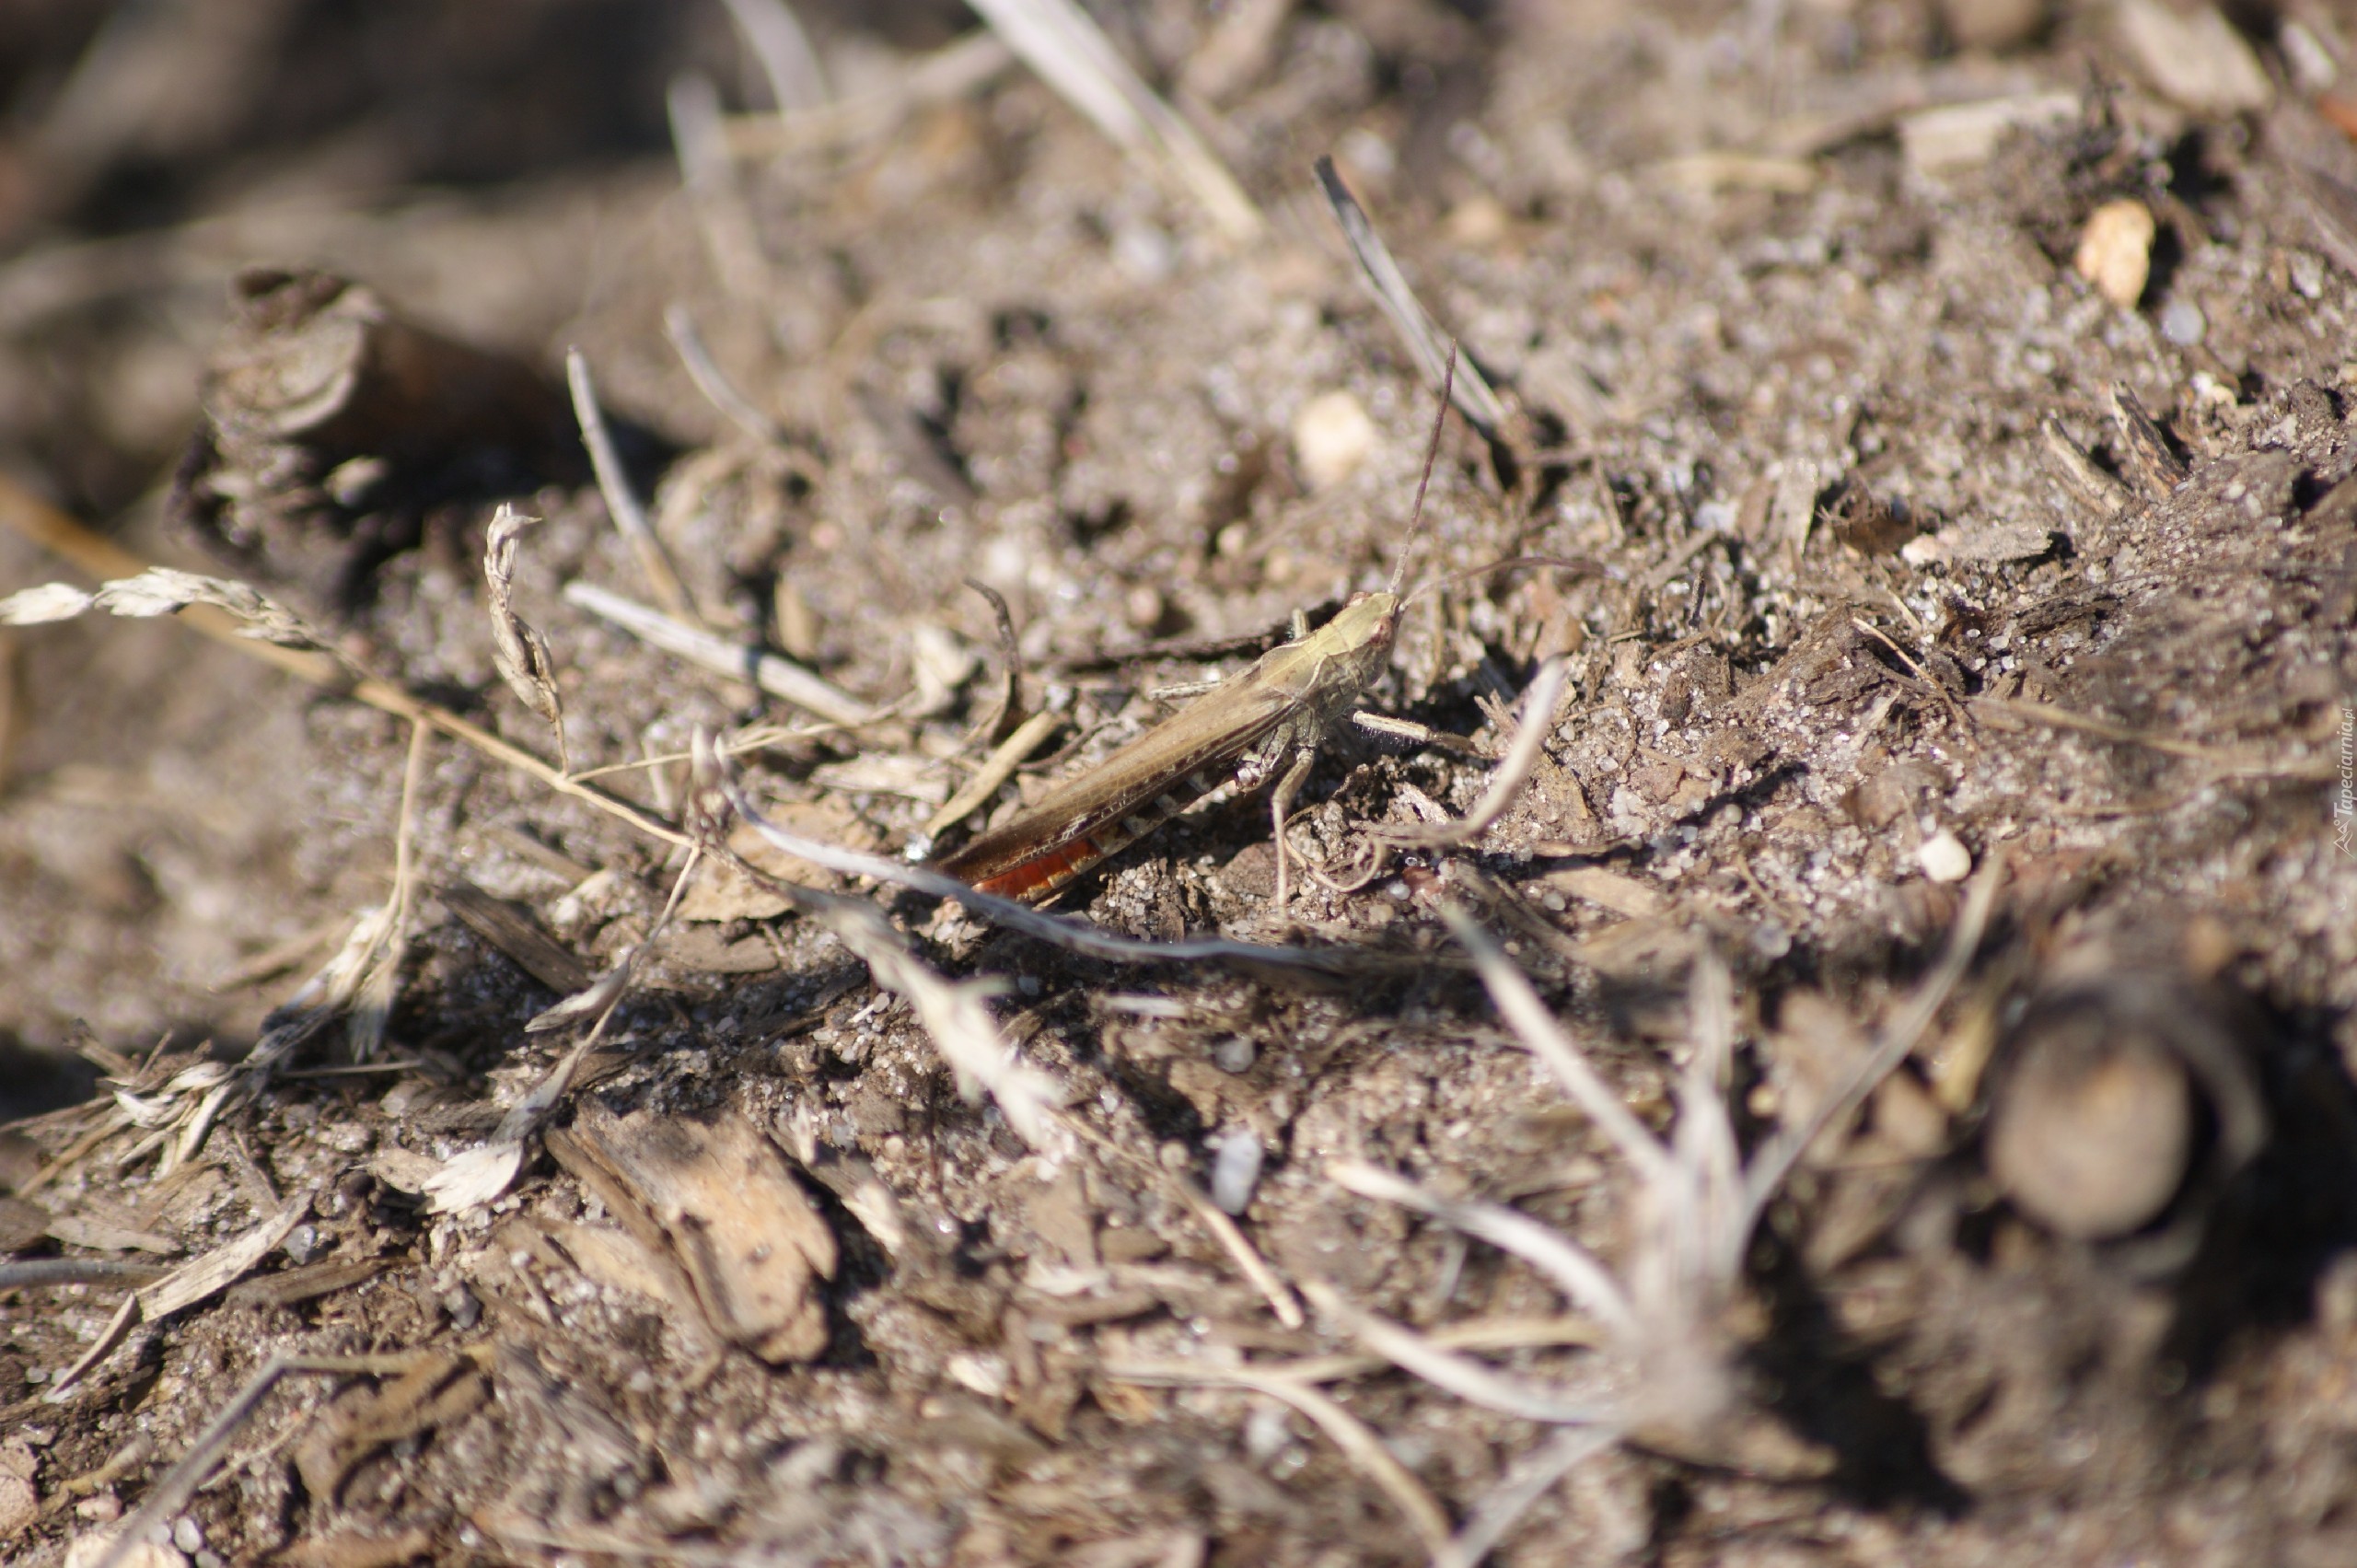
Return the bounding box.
[930,368,1462,912]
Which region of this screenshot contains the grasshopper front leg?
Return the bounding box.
[1267,745,1317,913]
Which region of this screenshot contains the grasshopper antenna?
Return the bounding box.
[1387,342,1457,598]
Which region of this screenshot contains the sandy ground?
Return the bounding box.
[4,2,2357,1564]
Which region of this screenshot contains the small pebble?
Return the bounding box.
[2160,297,2206,346]
[1211,1132,1264,1215]
[1989,1019,2191,1239]
[1245,1400,1294,1463]
[1293,390,1378,491]
[1917,829,1972,883]
[1213,1037,1256,1074]
[281,1224,323,1265]
[172,1518,204,1554]
[2073,199,2154,308]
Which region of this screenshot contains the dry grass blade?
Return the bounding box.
[1369,656,1567,849]
[1101,1363,1450,1554]
[1313,157,1509,442]
[483,505,568,772]
[566,347,695,622]
[923,708,1062,842]
[1738,856,2001,1225]
[969,0,1260,240]
[1441,907,1666,1179]
[1328,1161,1633,1335]
[822,895,1072,1155]
[1435,1425,1620,1568]
[89,1352,426,1568]
[691,731,1071,1154]
[721,30,1014,159]
[565,580,878,728]
[1303,1283,1609,1425]
[719,0,828,113]
[664,303,784,446]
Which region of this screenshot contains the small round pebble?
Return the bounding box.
[1917,829,1972,883]
[1213,1037,1256,1074]
[2160,297,2206,347]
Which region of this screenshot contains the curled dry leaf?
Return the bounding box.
[484,504,568,772]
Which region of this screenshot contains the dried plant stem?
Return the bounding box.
[1221,1316,1599,1387]
[1739,855,2002,1225]
[970,0,1260,240]
[90,1352,429,1568]
[0,471,690,852]
[1103,1363,1450,1553]
[1315,157,1510,442]
[1436,1425,1620,1568]
[923,707,1062,841]
[724,780,1419,972]
[565,579,878,727]
[1369,656,1567,849]
[664,303,784,445]
[719,0,828,113]
[565,348,695,623]
[722,32,1014,160]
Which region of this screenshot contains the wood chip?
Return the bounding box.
[223,1256,390,1311]
[565,1105,837,1362]
[441,880,591,993]
[1540,866,1668,919]
[138,1192,309,1320]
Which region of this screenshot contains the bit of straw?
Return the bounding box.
[1315,157,1511,442]
[564,579,878,728]
[923,709,1062,842]
[969,0,1261,240]
[721,31,1015,160]
[1102,1363,1449,1553]
[1369,656,1569,849]
[663,303,784,447]
[565,347,695,623]
[718,0,829,113]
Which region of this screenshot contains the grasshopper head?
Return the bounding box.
[1330,588,1400,655]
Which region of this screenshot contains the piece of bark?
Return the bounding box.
[170,266,580,610]
[442,881,591,994]
[563,1104,837,1362]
